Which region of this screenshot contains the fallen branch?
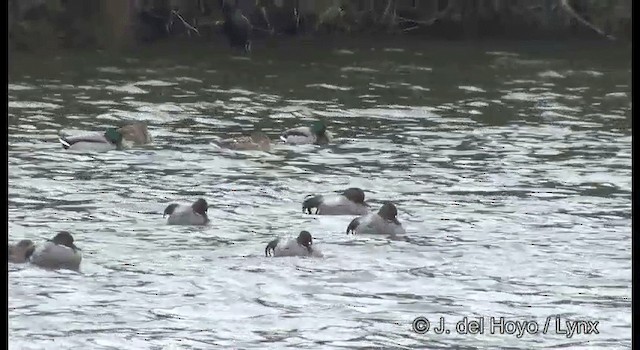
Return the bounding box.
[396,15,438,26]
[259,6,273,33]
[380,0,393,24]
[402,25,420,32]
[394,0,459,28]
[171,9,200,36]
[558,0,616,40]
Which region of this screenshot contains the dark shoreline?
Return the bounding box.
[9,33,630,57]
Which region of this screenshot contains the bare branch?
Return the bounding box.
[558,0,616,40]
[171,9,200,36]
[395,0,460,28]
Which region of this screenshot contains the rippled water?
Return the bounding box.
[8,41,631,349]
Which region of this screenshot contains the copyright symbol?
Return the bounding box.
[412,317,430,334]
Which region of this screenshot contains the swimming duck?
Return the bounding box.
[118,122,153,145]
[303,187,370,215]
[164,198,209,225]
[59,128,123,152]
[280,121,332,145]
[29,231,82,271]
[265,230,322,257]
[346,201,406,236]
[216,131,271,151]
[8,239,36,263]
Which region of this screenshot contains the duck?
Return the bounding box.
[59,127,123,152]
[118,122,153,145]
[215,131,271,151]
[265,231,323,257]
[303,187,370,215]
[220,0,252,53]
[29,231,83,271]
[280,121,332,145]
[346,201,406,236]
[164,198,209,225]
[8,239,36,263]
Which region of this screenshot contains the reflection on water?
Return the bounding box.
[8,42,631,349]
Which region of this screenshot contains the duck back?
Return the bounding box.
[280,127,314,145]
[273,239,314,257]
[60,133,116,152]
[317,195,369,216]
[353,213,405,236]
[166,205,208,225]
[30,242,82,271]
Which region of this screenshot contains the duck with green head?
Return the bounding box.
[280,120,332,145]
[59,127,124,152]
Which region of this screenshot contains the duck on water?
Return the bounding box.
[280,121,332,145]
[8,240,36,264]
[163,198,210,225]
[303,187,370,215]
[9,232,83,272]
[265,231,323,257]
[347,201,406,236]
[58,122,152,152]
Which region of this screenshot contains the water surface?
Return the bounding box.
[8,41,631,349]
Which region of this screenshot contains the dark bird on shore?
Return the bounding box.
[220,0,252,53]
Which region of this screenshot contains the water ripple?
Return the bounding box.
[8,44,631,350]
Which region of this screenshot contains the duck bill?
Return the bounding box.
[72,244,81,251]
[391,217,400,225]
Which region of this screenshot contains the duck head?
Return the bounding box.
[378,202,400,225]
[104,128,123,144]
[9,239,36,262]
[341,187,367,205]
[50,231,80,251]
[191,198,209,216]
[310,121,327,137]
[163,203,179,218]
[296,230,313,252]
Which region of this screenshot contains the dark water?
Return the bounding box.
[8,40,631,349]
